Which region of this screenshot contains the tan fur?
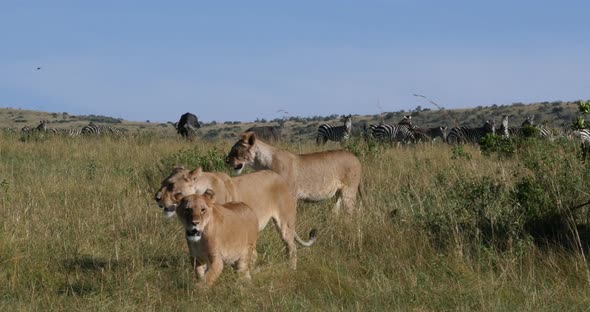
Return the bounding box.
[178,192,258,288]
[226,132,364,213]
[154,167,317,269]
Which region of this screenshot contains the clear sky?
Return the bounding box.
[1,1,589,122]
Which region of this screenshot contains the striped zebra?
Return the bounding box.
[411,126,448,143]
[509,117,553,140]
[81,123,125,137]
[498,115,509,138]
[58,128,82,137]
[21,125,33,134]
[362,123,379,141]
[81,123,104,135]
[572,129,590,145]
[446,120,495,145]
[371,123,415,144]
[398,115,413,127]
[316,114,352,145]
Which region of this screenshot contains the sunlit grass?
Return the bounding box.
[1,133,589,311]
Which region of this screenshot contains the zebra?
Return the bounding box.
[411,126,448,143]
[81,124,125,137]
[36,120,48,132]
[572,129,590,145]
[371,123,415,144]
[58,128,82,137]
[21,125,33,134]
[316,114,352,145]
[82,123,104,135]
[398,115,413,127]
[498,115,509,138]
[446,120,496,145]
[510,116,553,140]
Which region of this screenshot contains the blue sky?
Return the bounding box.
[1,1,589,122]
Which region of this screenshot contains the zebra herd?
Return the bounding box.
[19,120,125,137]
[316,114,590,146]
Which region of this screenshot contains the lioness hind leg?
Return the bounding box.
[236,256,251,281]
[272,218,297,270]
[341,186,358,214]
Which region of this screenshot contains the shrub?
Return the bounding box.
[158,146,229,174]
[479,134,516,158]
[450,145,471,160]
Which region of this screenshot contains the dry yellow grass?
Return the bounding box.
[1,133,589,311]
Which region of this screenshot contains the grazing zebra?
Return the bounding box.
[371,123,415,144]
[446,121,495,145]
[510,116,553,140]
[411,126,448,143]
[21,125,33,134]
[58,128,82,137]
[82,123,104,135]
[82,124,125,137]
[316,114,352,145]
[572,129,590,145]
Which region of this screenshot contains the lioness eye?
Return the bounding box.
[200,208,206,214]
[174,192,183,200]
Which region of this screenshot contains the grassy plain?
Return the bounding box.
[1,132,590,311]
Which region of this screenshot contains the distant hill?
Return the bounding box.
[0,100,584,142]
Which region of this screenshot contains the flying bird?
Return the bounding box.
[36,67,41,70]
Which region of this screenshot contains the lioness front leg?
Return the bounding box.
[235,256,251,281]
[201,255,223,288]
[192,257,207,281]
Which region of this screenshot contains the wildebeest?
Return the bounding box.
[244,125,282,142]
[175,112,201,140]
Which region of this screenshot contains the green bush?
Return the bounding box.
[450,145,471,160]
[479,134,516,158]
[422,139,590,252]
[158,146,229,175]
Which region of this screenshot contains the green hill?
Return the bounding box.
[0,100,583,142]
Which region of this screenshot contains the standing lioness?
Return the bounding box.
[154,167,317,269]
[178,191,258,288]
[226,131,363,213]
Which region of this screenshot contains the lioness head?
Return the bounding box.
[226,131,256,175]
[154,166,205,218]
[178,190,215,243]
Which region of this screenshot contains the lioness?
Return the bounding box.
[154,167,316,269]
[178,191,258,288]
[226,131,364,213]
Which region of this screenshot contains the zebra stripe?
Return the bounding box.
[81,124,125,137]
[316,114,352,145]
[447,121,495,145]
[573,129,590,145]
[509,126,553,140]
[499,115,509,138]
[411,126,447,143]
[58,128,82,137]
[371,124,415,144]
[82,124,103,135]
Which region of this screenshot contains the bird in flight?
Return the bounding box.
[36,67,41,70]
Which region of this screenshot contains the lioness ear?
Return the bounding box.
[240,131,256,146]
[178,197,189,210]
[203,189,215,201]
[189,167,203,179]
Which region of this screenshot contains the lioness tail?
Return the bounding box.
[295,229,318,247]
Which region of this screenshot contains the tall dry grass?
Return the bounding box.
[1,133,589,311]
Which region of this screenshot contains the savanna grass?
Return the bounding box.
[1,133,590,311]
